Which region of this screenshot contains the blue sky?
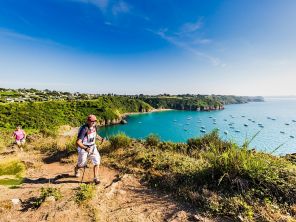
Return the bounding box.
[0,0,296,96]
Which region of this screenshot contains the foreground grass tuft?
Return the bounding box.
[32,187,62,208]
[0,158,26,186]
[75,184,96,204]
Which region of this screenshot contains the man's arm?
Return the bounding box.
[96,134,104,142]
[76,139,90,152]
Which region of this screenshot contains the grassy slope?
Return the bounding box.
[102,131,296,221]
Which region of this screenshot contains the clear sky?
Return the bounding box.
[0,0,296,96]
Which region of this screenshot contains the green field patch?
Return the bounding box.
[0,159,25,186]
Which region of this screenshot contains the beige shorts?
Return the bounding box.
[77,145,101,167]
[16,139,25,146]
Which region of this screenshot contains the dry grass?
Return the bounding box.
[102,132,296,221]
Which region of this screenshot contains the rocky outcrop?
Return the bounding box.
[98,116,128,126]
[200,105,224,111]
[285,153,296,164]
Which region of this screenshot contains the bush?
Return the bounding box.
[0,129,14,151]
[109,132,131,149]
[39,128,58,138]
[187,129,229,154]
[75,184,95,204]
[145,134,160,146]
[33,187,62,208]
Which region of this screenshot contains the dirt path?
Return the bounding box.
[0,129,216,222]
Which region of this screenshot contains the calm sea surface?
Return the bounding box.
[100,98,296,155]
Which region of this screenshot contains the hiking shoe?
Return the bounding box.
[94,178,100,185]
[74,166,80,177]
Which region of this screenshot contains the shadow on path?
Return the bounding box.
[23,173,79,184]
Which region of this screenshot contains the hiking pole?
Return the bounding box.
[80,165,87,184]
[80,146,94,184]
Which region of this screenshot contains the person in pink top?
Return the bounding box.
[12,126,26,151]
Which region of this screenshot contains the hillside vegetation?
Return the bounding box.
[0,91,264,131]
[103,131,296,221]
[141,95,264,111]
[0,97,152,130]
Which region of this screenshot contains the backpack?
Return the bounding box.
[78,124,98,141]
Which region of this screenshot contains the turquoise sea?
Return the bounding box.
[100,98,296,155]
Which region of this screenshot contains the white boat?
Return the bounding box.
[200,129,206,133]
[201,126,205,129]
[224,131,228,134]
[280,131,285,134]
[235,130,240,133]
[285,123,290,126]
[244,124,248,127]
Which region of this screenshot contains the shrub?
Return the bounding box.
[109,132,131,149]
[39,128,58,138]
[0,129,14,151]
[33,187,62,208]
[187,129,229,155]
[64,136,77,153]
[75,184,96,204]
[145,134,160,146]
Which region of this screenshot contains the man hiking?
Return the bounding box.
[12,126,26,151]
[74,114,104,184]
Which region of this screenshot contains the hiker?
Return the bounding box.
[12,126,26,151]
[74,114,104,184]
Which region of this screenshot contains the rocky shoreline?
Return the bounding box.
[97,108,172,126]
[97,106,225,127]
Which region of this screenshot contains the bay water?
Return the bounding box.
[100,98,296,155]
